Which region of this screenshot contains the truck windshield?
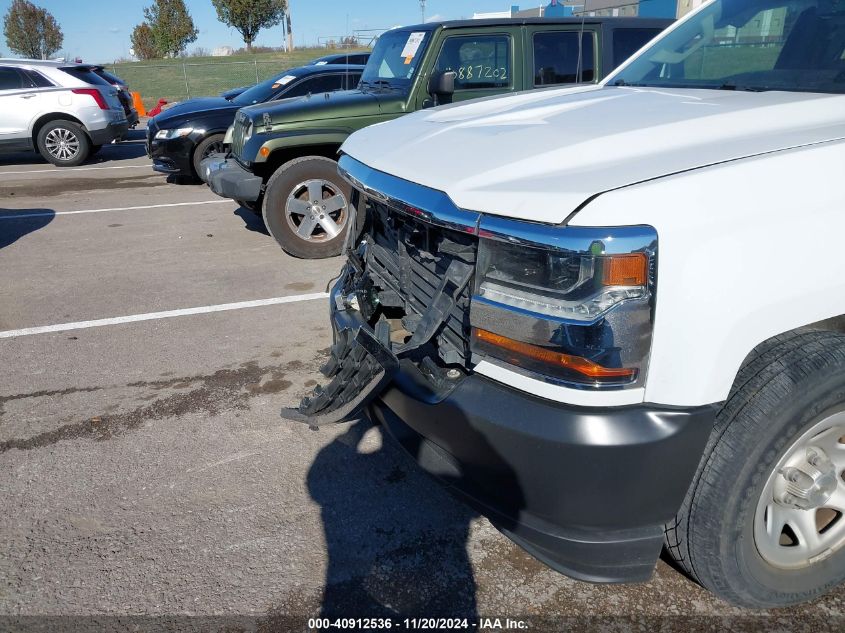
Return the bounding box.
[611,0,845,94]
[360,29,430,91]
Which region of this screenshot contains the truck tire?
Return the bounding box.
[262,156,353,259]
[665,331,845,608]
[193,134,226,182]
[36,120,91,167]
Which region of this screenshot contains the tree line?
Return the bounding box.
[3,0,291,62]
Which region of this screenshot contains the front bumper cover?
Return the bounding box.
[149,135,195,176]
[203,156,263,202]
[324,276,719,584]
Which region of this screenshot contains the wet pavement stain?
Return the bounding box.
[0,175,167,199]
[248,377,293,395]
[0,354,327,453]
[0,385,103,417]
[285,281,315,292]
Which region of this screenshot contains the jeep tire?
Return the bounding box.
[262,156,353,259]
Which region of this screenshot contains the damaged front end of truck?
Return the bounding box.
[283,153,717,584]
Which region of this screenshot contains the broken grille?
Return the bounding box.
[361,198,477,367]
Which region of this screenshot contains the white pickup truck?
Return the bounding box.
[294,0,845,608]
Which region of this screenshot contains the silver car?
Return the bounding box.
[0,59,128,166]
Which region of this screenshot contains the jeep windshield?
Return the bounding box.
[611,0,845,94]
[359,29,430,92]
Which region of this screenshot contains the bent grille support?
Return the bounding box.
[283,166,479,427]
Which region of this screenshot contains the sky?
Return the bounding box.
[0,0,532,63]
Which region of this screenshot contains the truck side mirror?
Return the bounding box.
[428,71,457,105]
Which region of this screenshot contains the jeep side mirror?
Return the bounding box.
[428,71,457,105]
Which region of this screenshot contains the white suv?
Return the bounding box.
[0,59,128,166]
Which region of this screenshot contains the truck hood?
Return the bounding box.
[341,86,845,223]
[241,88,407,127]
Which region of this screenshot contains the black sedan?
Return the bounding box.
[219,53,371,100]
[147,64,364,180]
[310,51,370,66]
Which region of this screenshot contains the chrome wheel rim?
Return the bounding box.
[45,128,81,161]
[754,410,845,569]
[285,179,348,243]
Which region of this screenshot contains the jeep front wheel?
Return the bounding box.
[262,156,352,259]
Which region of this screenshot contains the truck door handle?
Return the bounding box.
[20,93,36,99]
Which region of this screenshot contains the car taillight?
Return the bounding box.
[72,88,108,110]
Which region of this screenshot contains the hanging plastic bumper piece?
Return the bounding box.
[281,257,475,428]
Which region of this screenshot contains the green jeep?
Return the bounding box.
[204,17,672,259]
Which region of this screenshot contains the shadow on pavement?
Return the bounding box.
[235,207,270,236]
[0,209,55,249]
[165,174,202,185]
[0,141,148,167]
[305,419,480,619]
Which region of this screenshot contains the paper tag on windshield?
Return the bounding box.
[400,32,425,61]
[272,75,297,89]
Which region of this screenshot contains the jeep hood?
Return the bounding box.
[241,89,407,127]
[341,86,845,223]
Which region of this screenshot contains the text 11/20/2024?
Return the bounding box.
[307,617,529,630]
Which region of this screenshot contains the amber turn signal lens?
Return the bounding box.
[602,253,648,287]
[259,147,270,158]
[474,329,637,380]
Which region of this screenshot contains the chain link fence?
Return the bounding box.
[109,60,296,110]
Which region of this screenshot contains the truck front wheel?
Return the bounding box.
[262,156,353,259]
[665,331,845,608]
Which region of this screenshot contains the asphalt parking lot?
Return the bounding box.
[2,129,844,632]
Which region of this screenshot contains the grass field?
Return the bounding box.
[110,48,371,109]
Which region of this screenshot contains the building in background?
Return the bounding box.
[473,1,580,19]
[473,1,708,20]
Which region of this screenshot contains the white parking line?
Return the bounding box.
[0,164,152,176]
[0,200,228,220]
[0,293,330,339]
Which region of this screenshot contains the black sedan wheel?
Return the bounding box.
[193,134,226,182]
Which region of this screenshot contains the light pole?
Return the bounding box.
[420,0,426,23]
[285,0,294,51]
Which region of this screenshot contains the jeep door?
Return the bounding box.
[418,28,524,108]
[523,25,600,88]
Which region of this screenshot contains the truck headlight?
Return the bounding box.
[470,218,657,389]
[154,127,193,139]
